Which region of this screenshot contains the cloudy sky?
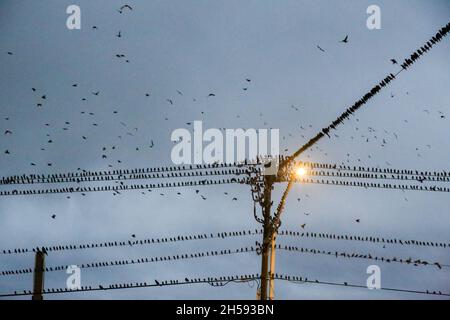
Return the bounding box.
[0,0,449,299]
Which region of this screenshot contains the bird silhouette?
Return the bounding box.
[316,45,325,52]
[119,4,133,13]
[51,214,56,219]
[390,59,398,64]
[340,35,349,43]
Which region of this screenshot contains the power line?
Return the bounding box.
[0,162,257,186]
[0,246,257,277]
[0,274,448,298]
[3,240,447,277]
[278,230,450,249]
[282,177,450,193]
[294,160,450,178]
[274,244,449,269]
[0,229,262,255]
[293,170,450,183]
[0,167,256,187]
[3,227,448,256]
[2,159,449,188]
[0,177,249,197]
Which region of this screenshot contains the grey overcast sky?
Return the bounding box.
[0,0,449,299]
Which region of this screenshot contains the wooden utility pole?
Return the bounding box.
[32,251,45,300]
[259,175,274,300]
[268,232,276,300]
[261,158,296,300]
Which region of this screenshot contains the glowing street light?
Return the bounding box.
[295,166,307,178]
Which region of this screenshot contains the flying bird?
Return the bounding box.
[390,59,398,64]
[119,5,133,13]
[316,45,325,52]
[51,214,56,219]
[208,93,216,97]
[340,35,349,43]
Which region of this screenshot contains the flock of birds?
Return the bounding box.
[2,22,448,170]
[2,227,448,256]
[1,3,449,298]
[1,240,447,277]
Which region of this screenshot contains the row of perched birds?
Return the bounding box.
[5,161,449,186]
[2,160,449,186]
[0,162,255,184]
[3,239,447,277]
[0,229,262,255]
[275,244,446,270]
[278,230,450,248]
[294,161,450,177]
[0,177,248,197]
[2,175,449,199]
[6,273,448,297]
[283,177,450,193]
[0,169,252,186]
[2,226,447,256]
[293,171,450,183]
[0,246,257,276]
[399,23,450,71]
